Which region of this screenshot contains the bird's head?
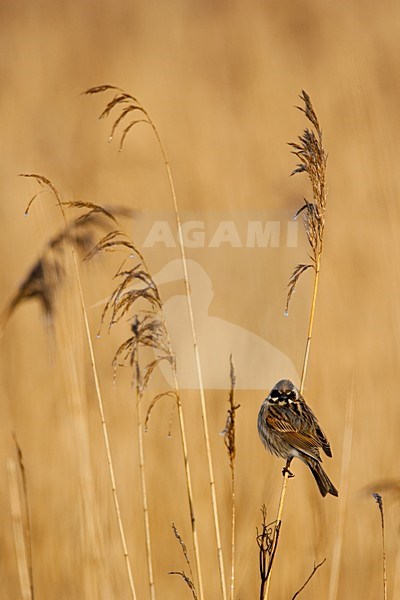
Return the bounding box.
[266,379,299,405]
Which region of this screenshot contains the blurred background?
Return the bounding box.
[1,1,400,598]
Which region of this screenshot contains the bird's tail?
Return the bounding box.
[307,460,338,497]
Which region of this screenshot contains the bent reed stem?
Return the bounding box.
[84,86,226,599]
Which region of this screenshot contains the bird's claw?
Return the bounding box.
[282,467,294,478]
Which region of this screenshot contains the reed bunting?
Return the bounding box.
[258,379,338,497]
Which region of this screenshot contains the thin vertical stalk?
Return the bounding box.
[150,123,227,600]
[263,476,288,600]
[372,494,388,600]
[223,357,238,600]
[134,345,156,600]
[12,434,34,600]
[229,467,236,600]
[170,367,205,600]
[329,381,354,600]
[7,457,32,600]
[300,260,320,394]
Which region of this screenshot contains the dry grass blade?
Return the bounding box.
[169,523,198,600]
[372,493,388,600]
[291,558,326,600]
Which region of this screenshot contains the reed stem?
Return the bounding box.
[135,350,156,600]
[149,122,226,600]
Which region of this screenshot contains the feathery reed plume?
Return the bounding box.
[372,493,388,600]
[291,558,326,600]
[221,356,239,600]
[85,85,215,600]
[18,175,138,600]
[169,523,198,600]
[263,91,329,600]
[2,211,107,327]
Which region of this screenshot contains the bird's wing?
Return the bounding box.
[302,403,332,457]
[266,408,322,461]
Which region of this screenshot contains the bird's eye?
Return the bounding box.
[287,391,296,400]
[270,389,279,398]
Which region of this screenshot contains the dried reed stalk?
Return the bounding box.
[132,317,156,600]
[291,558,326,599]
[328,379,354,600]
[7,457,32,600]
[264,91,328,599]
[84,86,214,599]
[147,129,227,600]
[372,493,388,600]
[257,506,274,600]
[222,357,239,600]
[11,434,34,600]
[18,175,138,600]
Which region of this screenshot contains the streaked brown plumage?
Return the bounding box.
[258,379,338,497]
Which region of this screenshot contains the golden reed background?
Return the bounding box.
[1,1,400,598]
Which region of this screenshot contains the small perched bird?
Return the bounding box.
[258,379,338,497]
